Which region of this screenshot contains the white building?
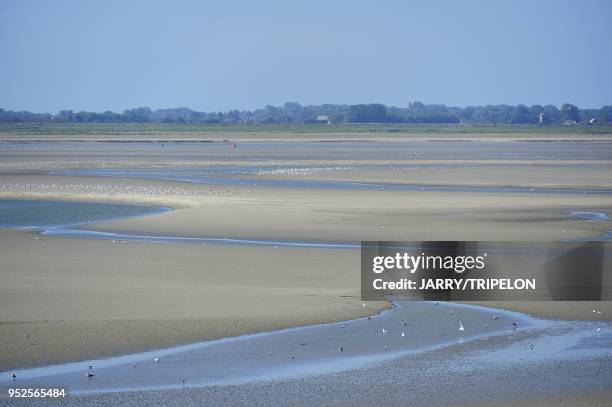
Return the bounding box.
[316,115,332,124]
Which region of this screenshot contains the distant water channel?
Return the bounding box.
[0,199,170,230]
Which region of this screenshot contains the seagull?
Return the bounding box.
[267,352,272,356]
[384,345,389,351]
[85,371,95,378]
[154,357,160,363]
[492,315,500,320]
[483,323,489,328]
[403,321,408,326]
[381,328,387,334]
[448,311,454,315]
[458,321,465,331]
[11,374,16,379]
[290,355,296,359]
[512,322,518,329]
[529,344,534,350]
[401,332,405,337]
[362,303,367,308]
[339,346,344,352]
[181,378,186,385]
[596,327,601,335]
[132,363,137,368]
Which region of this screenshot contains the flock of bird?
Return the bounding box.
[8,303,608,385]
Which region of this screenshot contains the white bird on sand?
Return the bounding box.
[492,315,500,320]
[596,327,601,335]
[401,332,405,337]
[381,328,387,334]
[85,371,95,378]
[458,321,465,331]
[154,357,159,363]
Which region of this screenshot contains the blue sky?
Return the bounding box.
[1,0,611,113]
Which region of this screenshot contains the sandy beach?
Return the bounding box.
[0,132,611,406]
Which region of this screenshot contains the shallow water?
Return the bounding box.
[0,301,546,395]
[0,199,170,230]
[570,211,610,221]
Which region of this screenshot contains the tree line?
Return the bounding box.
[1,102,610,125]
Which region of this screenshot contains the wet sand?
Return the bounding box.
[0,229,387,371]
[1,134,611,405]
[2,302,610,407]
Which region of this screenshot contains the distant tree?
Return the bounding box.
[600,106,612,123]
[122,107,152,122]
[512,104,533,124]
[56,110,75,122]
[1,102,609,125]
[542,105,561,124]
[560,103,580,123]
[348,104,389,123]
